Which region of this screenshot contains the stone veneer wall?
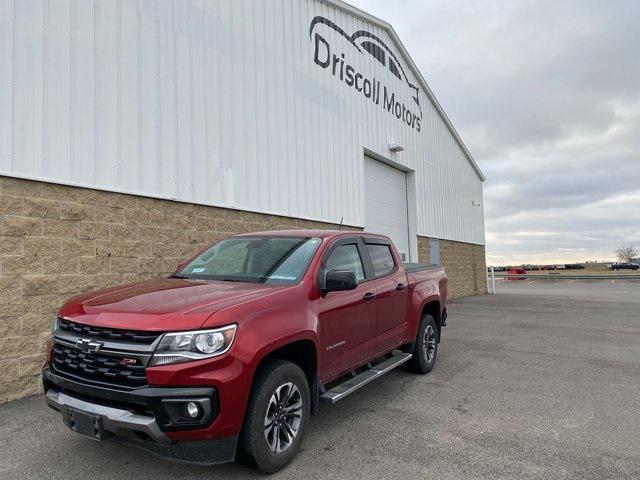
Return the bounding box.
[0,176,350,403]
[0,176,486,403]
[417,236,487,300]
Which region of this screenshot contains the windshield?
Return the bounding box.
[176,236,322,284]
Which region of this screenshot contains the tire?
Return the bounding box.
[407,314,438,374]
[238,360,310,473]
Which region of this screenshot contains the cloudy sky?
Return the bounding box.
[351,0,640,265]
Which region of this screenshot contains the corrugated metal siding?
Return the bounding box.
[0,0,485,245]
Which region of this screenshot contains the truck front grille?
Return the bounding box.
[57,318,161,345]
[51,344,148,389]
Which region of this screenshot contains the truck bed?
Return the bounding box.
[403,262,438,273]
[404,263,448,304]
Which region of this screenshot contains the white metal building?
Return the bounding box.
[0,0,485,264]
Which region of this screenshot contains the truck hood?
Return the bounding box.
[58,278,279,331]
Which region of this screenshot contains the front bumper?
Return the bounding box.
[43,367,237,465]
[46,388,171,444]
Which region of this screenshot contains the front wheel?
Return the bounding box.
[238,360,310,473]
[407,314,438,374]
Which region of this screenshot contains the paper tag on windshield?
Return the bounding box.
[191,268,206,273]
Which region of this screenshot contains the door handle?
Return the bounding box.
[362,292,376,301]
[396,283,406,291]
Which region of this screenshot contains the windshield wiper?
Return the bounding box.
[217,276,266,283]
[169,274,189,279]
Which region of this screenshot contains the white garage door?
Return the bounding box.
[364,157,410,260]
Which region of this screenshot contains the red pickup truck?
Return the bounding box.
[43,230,448,472]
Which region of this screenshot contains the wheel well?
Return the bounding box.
[422,300,441,339]
[259,340,317,386]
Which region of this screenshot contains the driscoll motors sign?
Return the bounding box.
[309,16,423,132]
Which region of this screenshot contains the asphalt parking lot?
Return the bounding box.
[1,280,639,479]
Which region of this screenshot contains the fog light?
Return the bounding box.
[185,401,200,418]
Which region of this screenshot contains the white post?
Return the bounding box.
[490,266,496,294]
[486,266,491,294]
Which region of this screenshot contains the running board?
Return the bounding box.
[319,352,413,404]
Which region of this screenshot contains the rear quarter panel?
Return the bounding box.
[405,267,447,341]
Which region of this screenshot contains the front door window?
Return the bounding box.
[324,244,365,282]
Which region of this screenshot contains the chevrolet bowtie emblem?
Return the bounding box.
[75,338,103,353]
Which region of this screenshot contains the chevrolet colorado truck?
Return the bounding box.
[44,230,448,473]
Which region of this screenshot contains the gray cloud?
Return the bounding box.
[350,0,640,263]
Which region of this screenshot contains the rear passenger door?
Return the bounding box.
[364,238,408,353]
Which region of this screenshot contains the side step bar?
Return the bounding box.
[319,352,413,404]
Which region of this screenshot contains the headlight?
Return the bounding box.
[52,316,59,332]
[149,324,237,366]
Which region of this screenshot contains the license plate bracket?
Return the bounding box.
[65,408,107,441]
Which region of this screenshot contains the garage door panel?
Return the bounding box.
[366,219,406,232]
[364,157,410,258]
[366,201,406,222]
[367,194,407,210]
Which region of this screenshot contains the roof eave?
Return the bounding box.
[319,0,486,182]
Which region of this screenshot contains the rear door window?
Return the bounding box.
[366,244,395,277]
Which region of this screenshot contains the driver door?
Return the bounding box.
[317,238,377,379]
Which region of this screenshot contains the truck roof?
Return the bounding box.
[233,230,390,240]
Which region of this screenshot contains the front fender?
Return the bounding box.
[192,285,318,436]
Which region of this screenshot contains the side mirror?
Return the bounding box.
[324,269,358,292]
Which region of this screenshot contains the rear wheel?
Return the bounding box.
[407,314,438,374]
[238,360,310,473]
